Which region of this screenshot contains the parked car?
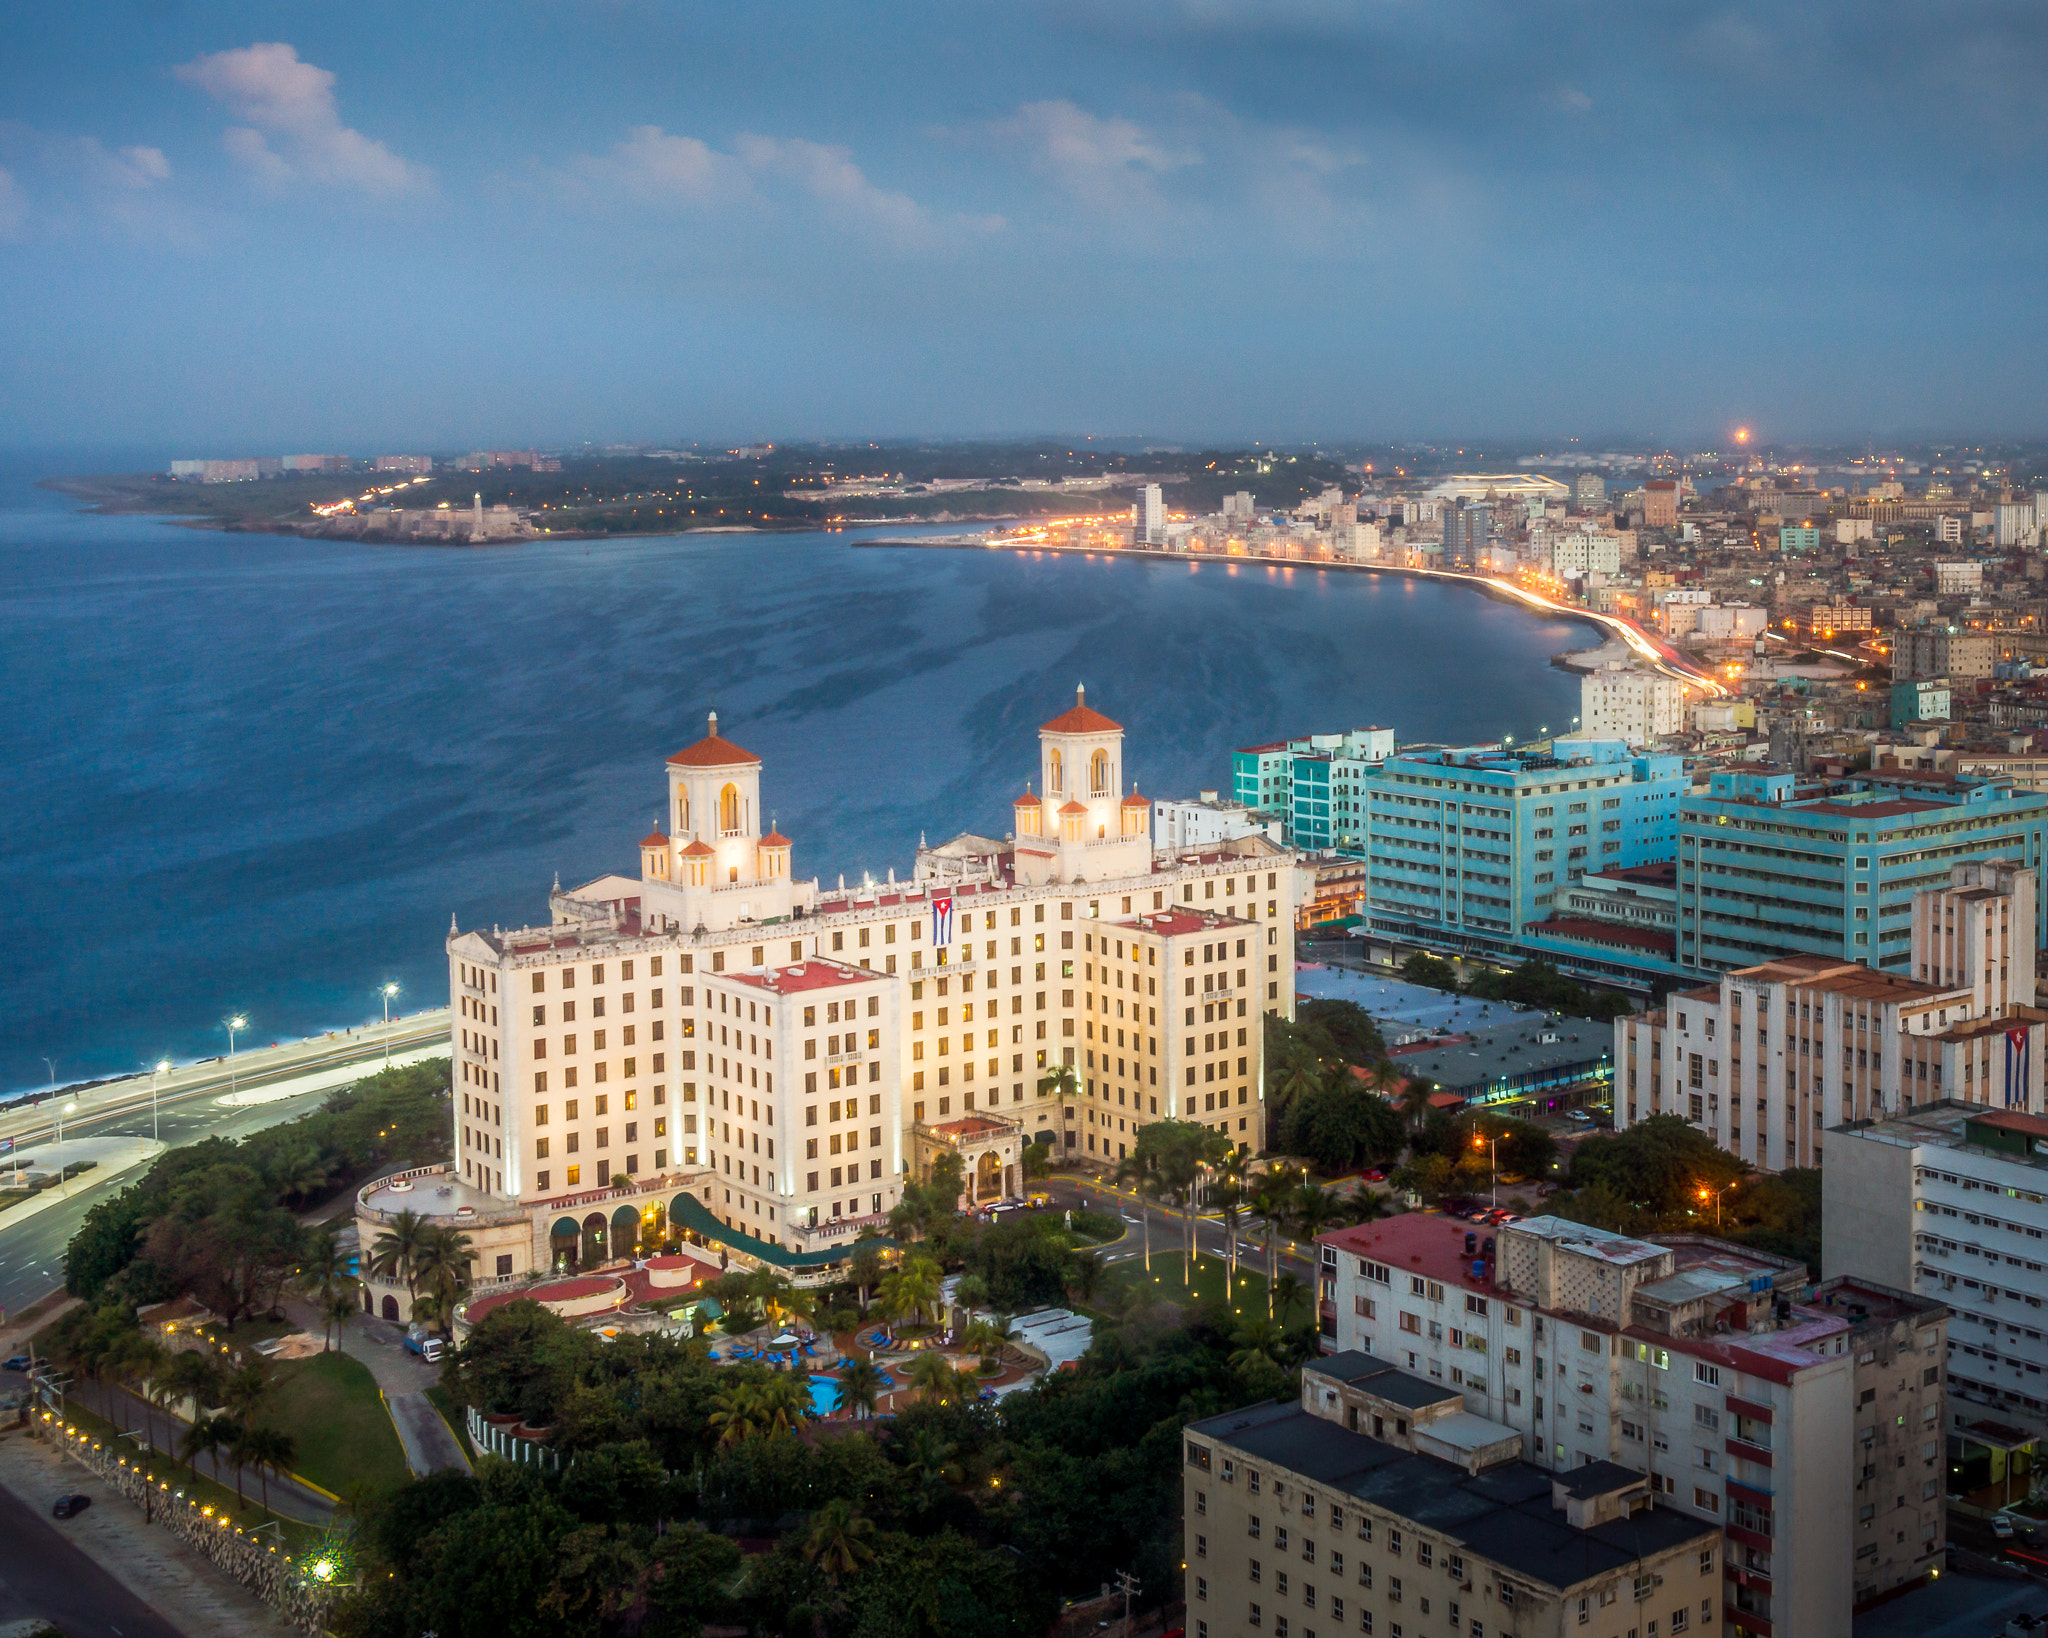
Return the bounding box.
[1567,1110,1594,1123]
[2,1356,30,1372]
[1362,1168,1389,1183]
[51,1494,91,1519]
[1026,1192,1052,1208]
[1994,1514,2017,1540]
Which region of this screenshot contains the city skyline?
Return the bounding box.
[9,3,2048,449]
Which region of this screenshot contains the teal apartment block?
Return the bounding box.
[1233,729,1393,849]
[1675,768,2048,975]
[1361,740,1686,959]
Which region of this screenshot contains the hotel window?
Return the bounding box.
[565,1166,580,1185]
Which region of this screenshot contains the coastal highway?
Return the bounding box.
[0,1017,451,1316]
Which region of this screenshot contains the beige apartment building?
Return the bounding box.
[1615,861,2047,1171]
[360,690,1297,1308]
[1183,1356,1721,1638]
[1315,1213,1949,1636]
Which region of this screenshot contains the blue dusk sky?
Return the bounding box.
[4,1,2047,450]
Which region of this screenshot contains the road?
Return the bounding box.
[1045,1172,1324,1290]
[0,1020,451,1317]
[0,1460,188,1638]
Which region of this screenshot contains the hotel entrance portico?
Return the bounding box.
[913,1112,1025,1209]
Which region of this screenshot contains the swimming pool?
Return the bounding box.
[808,1375,840,1415]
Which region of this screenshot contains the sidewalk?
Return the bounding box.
[0,1426,299,1638]
[281,1298,468,1475]
[0,1138,165,1237]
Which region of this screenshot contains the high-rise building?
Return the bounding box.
[1579,665,1689,746]
[1286,730,1396,852]
[1314,1213,1949,1636]
[1895,628,1993,681]
[375,455,434,474]
[1827,1103,2048,1451]
[1674,769,2048,973]
[1443,502,1491,570]
[1995,502,2036,548]
[1618,860,2045,1169]
[1360,741,1685,958]
[1642,478,1679,528]
[1135,483,1165,545]
[1575,472,1607,510]
[357,690,1298,1314]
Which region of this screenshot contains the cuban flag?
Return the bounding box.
[2007,1028,2032,1110]
[931,892,954,949]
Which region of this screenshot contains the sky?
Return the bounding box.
[5,1,2048,451]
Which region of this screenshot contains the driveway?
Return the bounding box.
[282,1300,468,1476]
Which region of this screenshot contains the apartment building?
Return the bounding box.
[1315,1213,1949,1636]
[1617,861,2046,1170]
[1361,742,1684,962]
[1288,731,1397,853]
[1674,767,2048,974]
[1578,665,1689,747]
[1183,1357,1719,1638]
[1827,1102,2048,1453]
[1896,628,1994,682]
[365,690,1298,1309]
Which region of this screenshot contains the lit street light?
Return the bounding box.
[380,983,401,1064]
[55,1099,77,1165]
[1473,1128,1499,1209]
[224,1015,247,1095]
[1697,1180,1737,1229]
[151,1058,171,1144]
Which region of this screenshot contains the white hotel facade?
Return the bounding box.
[360,690,1298,1308]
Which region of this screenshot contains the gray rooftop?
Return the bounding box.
[1310,1354,1464,1411]
[1392,1014,1613,1096]
[1187,1401,1716,1592]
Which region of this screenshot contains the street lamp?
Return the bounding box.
[1697,1180,1736,1229]
[224,1016,247,1095]
[55,1100,76,1165]
[1473,1129,1499,1209]
[150,1059,171,1144]
[380,983,401,1064]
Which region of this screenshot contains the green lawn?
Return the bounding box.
[258,1350,409,1496]
[1104,1251,1314,1328]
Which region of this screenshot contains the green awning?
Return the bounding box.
[668,1191,895,1269]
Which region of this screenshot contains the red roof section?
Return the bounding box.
[760,829,791,847]
[640,831,670,848]
[726,959,882,994]
[1057,799,1089,815]
[1525,916,1676,956]
[1122,790,1150,807]
[1013,790,1039,807]
[1041,685,1121,736]
[666,712,760,767]
[680,838,715,856]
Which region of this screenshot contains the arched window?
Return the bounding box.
[720,782,740,833]
[1090,749,1110,794]
[1048,750,1063,793]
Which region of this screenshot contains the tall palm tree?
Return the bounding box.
[1113,1155,1156,1274]
[1229,1318,1288,1377]
[117,1334,169,1457]
[1273,1271,1307,1329]
[411,1226,475,1337]
[1289,1184,1338,1244]
[849,1242,885,1314]
[1397,1078,1433,1130]
[323,1289,358,1353]
[180,1413,238,1498]
[1250,1170,1293,1320]
[164,1349,222,1425]
[896,1425,962,1491]
[1216,1183,1247,1303]
[238,1425,296,1516]
[368,1207,430,1311]
[1036,1064,1081,1104]
[837,1357,886,1420]
[272,1149,333,1209]
[802,1497,877,1583]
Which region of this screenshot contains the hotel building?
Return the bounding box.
[359,690,1297,1309]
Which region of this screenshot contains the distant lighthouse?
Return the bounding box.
[469,490,485,543]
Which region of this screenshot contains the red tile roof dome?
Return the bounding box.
[680,838,716,856]
[666,710,760,767]
[1040,684,1121,735]
[1121,788,1149,807]
[1057,799,1089,815]
[760,829,791,848]
[641,830,670,848]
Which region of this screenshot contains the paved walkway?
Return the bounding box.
[0,1425,298,1638]
[281,1299,468,1476]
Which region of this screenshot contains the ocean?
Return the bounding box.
[0,457,1593,1088]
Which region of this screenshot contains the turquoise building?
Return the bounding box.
[1233,729,1394,850]
[1360,740,1686,959]
[1675,769,2048,974]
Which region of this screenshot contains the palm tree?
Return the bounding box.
[300,1227,353,1303]
[1113,1154,1156,1274]
[802,1497,877,1583]
[708,1383,763,1447]
[117,1334,169,1457]
[1273,1271,1307,1329]
[1216,1183,1247,1303]
[272,1148,333,1209]
[837,1357,887,1419]
[181,1413,239,1497]
[1397,1077,1433,1130]
[1036,1064,1080,1104]
[1229,1318,1287,1376]
[221,1363,271,1431]
[896,1425,963,1491]
[1289,1183,1339,1245]
[322,1289,358,1352]
[879,1256,941,1335]
[368,1207,430,1311]
[962,1318,1008,1374]
[164,1349,222,1426]
[849,1242,885,1314]
[411,1226,475,1337]
[1339,1184,1391,1228]
[1250,1171,1293,1320]
[905,1349,960,1405]
[238,1425,296,1516]
[755,1373,808,1436]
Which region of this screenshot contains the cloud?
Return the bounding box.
[993,100,1198,210]
[0,126,197,244]
[562,126,1003,244]
[174,42,429,195]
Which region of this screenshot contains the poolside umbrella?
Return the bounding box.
[771,1332,799,1346]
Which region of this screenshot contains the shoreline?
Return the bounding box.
[855,534,1726,696]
